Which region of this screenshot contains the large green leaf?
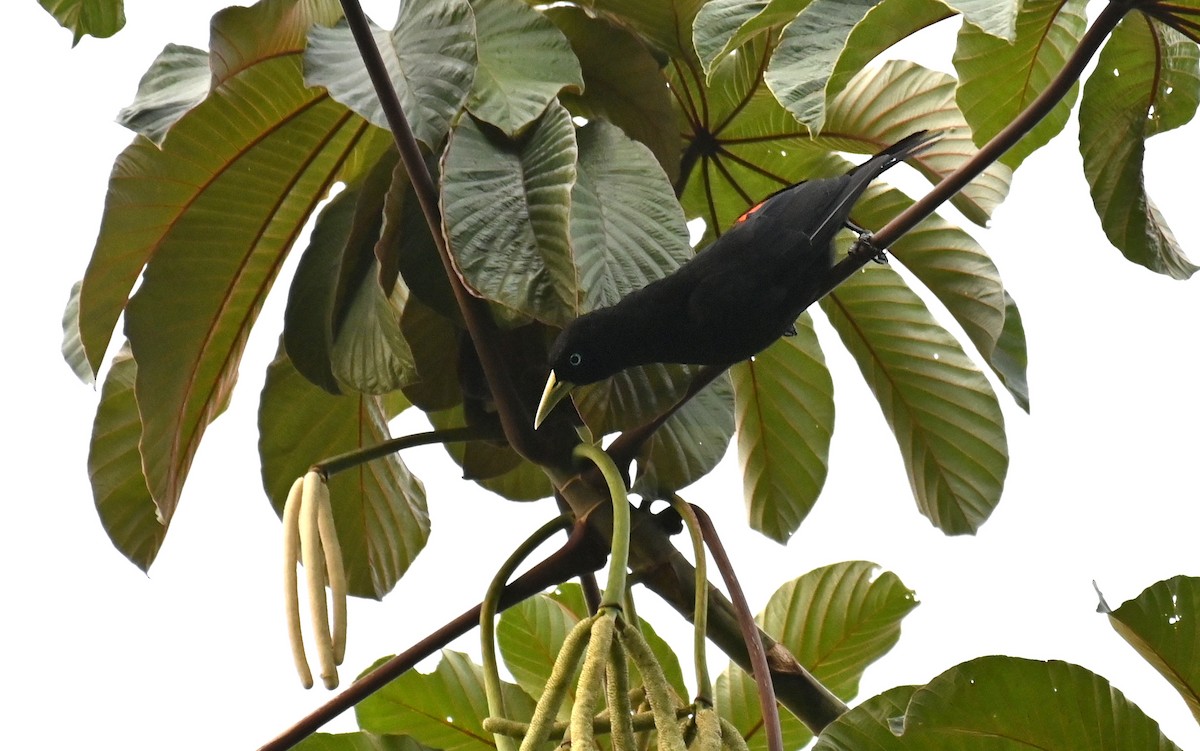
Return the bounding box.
[442,104,577,324]
[1105,576,1200,724]
[258,350,428,600]
[331,265,418,395]
[38,0,124,44]
[467,0,583,135]
[851,185,1029,411]
[732,316,833,543]
[115,43,210,145]
[824,59,1012,226]
[1079,13,1199,279]
[954,0,1087,169]
[497,592,583,712]
[87,345,165,572]
[586,0,706,61]
[210,0,344,87]
[571,121,691,314]
[357,650,540,750]
[826,0,953,106]
[814,657,1183,750]
[764,0,881,133]
[305,0,476,149]
[549,6,681,181]
[821,265,1007,535]
[116,55,386,525]
[944,0,1016,40]
[295,733,436,751]
[633,371,735,496]
[716,562,917,751]
[285,150,409,396]
[694,0,811,77]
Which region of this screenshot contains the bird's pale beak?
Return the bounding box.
[534,370,574,429]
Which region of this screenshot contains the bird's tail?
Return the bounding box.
[811,129,941,241]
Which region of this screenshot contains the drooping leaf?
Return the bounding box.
[331,267,418,394]
[210,0,344,87]
[259,350,428,600]
[115,55,387,525]
[442,104,577,324]
[944,0,1017,40]
[821,265,1008,535]
[1078,13,1199,279]
[826,0,953,104]
[824,59,1012,226]
[1105,576,1200,724]
[38,0,124,44]
[633,371,735,496]
[87,345,165,571]
[305,1,476,149]
[954,0,1087,168]
[115,43,210,145]
[731,316,833,543]
[61,281,93,385]
[549,6,681,181]
[814,656,1184,750]
[587,0,706,61]
[285,150,402,395]
[717,562,917,751]
[764,0,882,133]
[693,0,810,77]
[467,0,583,135]
[851,185,1029,410]
[427,404,553,501]
[357,650,540,750]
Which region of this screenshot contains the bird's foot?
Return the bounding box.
[783,324,797,337]
[850,232,888,264]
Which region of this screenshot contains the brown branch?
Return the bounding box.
[337,0,556,466]
[693,504,788,751]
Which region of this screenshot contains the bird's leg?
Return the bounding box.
[848,229,888,265]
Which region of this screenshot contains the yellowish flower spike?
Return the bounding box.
[282,476,312,689]
[313,476,347,666]
[301,470,338,689]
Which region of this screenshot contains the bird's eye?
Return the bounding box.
[569,353,582,367]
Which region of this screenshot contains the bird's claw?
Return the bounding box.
[851,232,888,264]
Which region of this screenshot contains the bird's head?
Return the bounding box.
[534,313,623,429]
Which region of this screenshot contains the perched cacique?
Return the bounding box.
[534,131,938,428]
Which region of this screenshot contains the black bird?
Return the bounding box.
[535,131,937,428]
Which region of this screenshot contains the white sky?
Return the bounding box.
[8,1,1200,749]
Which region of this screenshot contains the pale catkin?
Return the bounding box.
[519,614,598,751]
[300,470,338,689]
[282,477,312,688]
[313,478,347,665]
[570,613,617,751]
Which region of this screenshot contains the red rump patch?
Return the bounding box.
[736,200,766,224]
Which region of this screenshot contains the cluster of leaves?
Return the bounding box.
[294,573,1200,750]
[61,0,1197,597]
[45,0,1200,747]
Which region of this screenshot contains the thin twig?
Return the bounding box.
[315,425,496,478]
[692,505,783,751]
[336,0,549,464]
